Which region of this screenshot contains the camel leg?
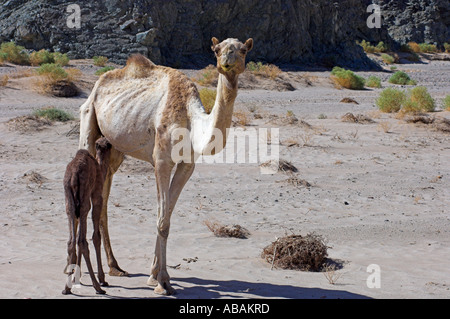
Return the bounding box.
[79,100,101,156]
[78,207,106,295]
[63,217,78,274]
[99,147,127,276]
[92,191,108,287]
[149,157,176,295]
[148,161,194,295]
[62,215,77,295]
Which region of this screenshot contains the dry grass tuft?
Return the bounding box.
[0,74,8,86]
[340,97,359,104]
[192,65,219,86]
[246,61,282,80]
[204,220,250,239]
[233,109,251,126]
[199,88,216,114]
[260,159,298,174]
[21,170,48,187]
[7,115,52,133]
[341,112,374,124]
[278,173,311,188]
[261,234,328,271]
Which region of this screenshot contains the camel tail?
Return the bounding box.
[65,179,81,219]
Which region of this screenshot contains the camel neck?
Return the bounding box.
[188,72,239,157]
[209,73,238,141]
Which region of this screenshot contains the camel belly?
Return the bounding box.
[95,76,169,162]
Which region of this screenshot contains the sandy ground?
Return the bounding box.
[0,58,449,299]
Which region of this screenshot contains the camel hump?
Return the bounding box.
[124,54,156,78]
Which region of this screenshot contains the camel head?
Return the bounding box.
[211,37,253,76]
[95,137,112,163]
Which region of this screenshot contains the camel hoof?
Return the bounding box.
[146,275,158,287]
[154,282,176,296]
[95,288,106,295]
[62,288,72,295]
[100,281,109,287]
[109,267,128,277]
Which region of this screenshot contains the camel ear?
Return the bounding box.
[244,38,253,52]
[211,37,220,51]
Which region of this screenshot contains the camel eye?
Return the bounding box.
[240,48,247,55]
[214,48,221,56]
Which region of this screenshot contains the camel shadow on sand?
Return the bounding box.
[101,274,370,299]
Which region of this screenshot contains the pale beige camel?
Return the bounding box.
[78,37,253,295]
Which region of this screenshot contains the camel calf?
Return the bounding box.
[62,137,112,295]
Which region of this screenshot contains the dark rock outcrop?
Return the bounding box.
[374,0,449,46]
[0,0,447,69]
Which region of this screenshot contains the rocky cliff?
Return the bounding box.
[0,0,448,69]
[374,0,449,45]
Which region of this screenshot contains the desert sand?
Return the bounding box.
[0,58,449,299]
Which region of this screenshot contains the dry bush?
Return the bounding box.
[408,42,421,53]
[93,56,108,67]
[29,49,54,66]
[378,120,392,133]
[279,173,311,188]
[260,159,298,174]
[33,63,79,97]
[246,61,282,80]
[233,109,251,126]
[341,112,374,124]
[204,220,250,239]
[199,87,216,114]
[7,115,52,133]
[192,64,219,86]
[0,74,8,86]
[8,69,34,79]
[261,234,328,271]
[322,263,343,285]
[403,116,450,133]
[340,97,359,104]
[21,170,48,188]
[0,41,29,65]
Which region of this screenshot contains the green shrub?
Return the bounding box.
[53,52,70,66]
[418,43,437,53]
[95,66,115,76]
[33,107,74,122]
[376,41,388,53]
[407,86,435,112]
[29,49,54,66]
[376,88,406,113]
[93,56,108,67]
[359,40,375,53]
[0,41,29,65]
[444,43,450,53]
[36,63,68,80]
[443,95,450,111]
[366,76,382,88]
[381,53,395,64]
[330,66,365,90]
[389,71,416,85]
